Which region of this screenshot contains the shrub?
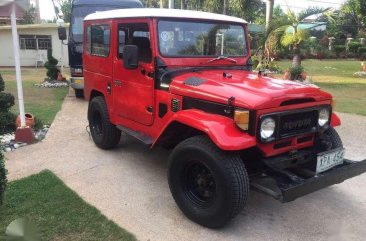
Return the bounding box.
[334,45,346,57]
[348,42,362,54]
[0,112,16,135]
[0,150,7,206]
[289,66,304,80]
[44,48,60,80]
[0,74,4,92]
[358,47,366,60]
[33,116,44,131]
[0,92,15,112]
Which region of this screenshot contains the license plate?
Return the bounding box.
[316,148,345,174]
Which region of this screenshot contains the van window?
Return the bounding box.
[90,24,110,57]
[86,26,91,53]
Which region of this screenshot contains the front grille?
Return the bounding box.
[279,110,318,137]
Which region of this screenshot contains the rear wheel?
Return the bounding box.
[75,89,84,98]
[88,96,121,149]
[168,136,249,228]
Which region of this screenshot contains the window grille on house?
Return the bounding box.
[19,35,52,50]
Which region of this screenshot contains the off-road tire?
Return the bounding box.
[317,126,343,151]
[88,96,121,149]
[168,136,249,228]
[75,89,84,98]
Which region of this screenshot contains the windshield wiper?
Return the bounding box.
[206,56,237,64]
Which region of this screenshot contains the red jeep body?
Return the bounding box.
[83,8,366,228]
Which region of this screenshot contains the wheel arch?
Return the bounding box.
[153,110,257,151]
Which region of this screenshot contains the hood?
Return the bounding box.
[169,69,332,109]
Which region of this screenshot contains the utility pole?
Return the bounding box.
[265,0,274,34]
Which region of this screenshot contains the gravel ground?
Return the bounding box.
[5,90,366,241]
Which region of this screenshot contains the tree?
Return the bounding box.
[57,0,72,23]
[341,0,366,31]
[265,7,331,68]
[20,5,35,24]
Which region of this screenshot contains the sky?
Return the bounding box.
[38,0,348,20]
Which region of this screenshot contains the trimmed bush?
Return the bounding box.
[334,45,346,57]
[44,48,60,80]
[0,74,4,92]
[348,42,362,54]
[0,112,16,135]
[358,47,366,60]
[0,150,7,206]
[289,66,304,80]
[0,92,15,112]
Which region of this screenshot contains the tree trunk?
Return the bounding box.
[292,45,301,68]
[223,0,228,15]
[265,0,274,35]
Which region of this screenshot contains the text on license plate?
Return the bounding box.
[316,148,345,174]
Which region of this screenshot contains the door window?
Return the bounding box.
[90,24,110,57]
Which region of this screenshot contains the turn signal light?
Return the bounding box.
[234,110,249,131]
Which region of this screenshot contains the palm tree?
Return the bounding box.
[265,7,331,68]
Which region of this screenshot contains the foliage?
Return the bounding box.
[33,116,44,132]
[358,47,366,60]
[0,74,16,135]
[289,66,304,80]
[348,42,362,53]
[56,0,72,23]
[334,45,346,57]
[0,171,136,240]
[0,151,7,206]
[44,48,60,80]
[20,5,36,24]
[0,74,4,92]
[0,92,15,112]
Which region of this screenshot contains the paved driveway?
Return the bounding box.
[5,91,366,241]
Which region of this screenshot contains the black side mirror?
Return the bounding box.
[58,27,67,40]
[122,45,139,69]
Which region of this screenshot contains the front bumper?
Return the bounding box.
[251,157,366,202]
[70,77,84,90]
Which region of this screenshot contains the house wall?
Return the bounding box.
[0,25,69,67]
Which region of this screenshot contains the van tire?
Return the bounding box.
[75,89,84,98]
[88,96,121,149]
[168,135,249,228]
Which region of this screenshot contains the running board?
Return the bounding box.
[117,125,154,145]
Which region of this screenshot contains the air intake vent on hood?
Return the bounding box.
[280,98,315,106]
[183,77,206,86]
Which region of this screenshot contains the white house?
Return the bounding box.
[0,23,69,67]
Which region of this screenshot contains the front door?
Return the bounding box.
[113,22,154,126]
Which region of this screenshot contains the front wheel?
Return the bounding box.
[88,96,121,149]
[168,136,249,228]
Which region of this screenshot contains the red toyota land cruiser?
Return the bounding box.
[83,8,366,228]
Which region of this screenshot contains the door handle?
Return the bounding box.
[114,80,122,86]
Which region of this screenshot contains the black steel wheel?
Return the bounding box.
[88,96,121,149]
[168,136,249,228]
[74,89,84,98]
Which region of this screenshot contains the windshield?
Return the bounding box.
[158,20,247,57]
[71,6,121,43]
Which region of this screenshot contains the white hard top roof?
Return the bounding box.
[84,8,247,24]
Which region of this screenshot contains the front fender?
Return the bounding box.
[330,112,341,127]
[154,110,256,151]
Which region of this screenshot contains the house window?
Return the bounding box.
[90,24,110,57]
[19,35,52,50]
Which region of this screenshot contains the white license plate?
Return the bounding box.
[316,148,345,174]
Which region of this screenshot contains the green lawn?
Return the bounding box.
[275,60,366,116]
[0,68,69,124]
[0,171,136,241]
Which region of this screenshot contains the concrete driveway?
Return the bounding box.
[5,90,366,241]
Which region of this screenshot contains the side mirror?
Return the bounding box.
[122,45,139,69]
[58,26,67,41]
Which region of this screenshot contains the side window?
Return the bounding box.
[117,23,152,63]
[86,26,91,53]
[90,24,110,57]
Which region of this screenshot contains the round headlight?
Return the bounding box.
[260,117,276,139]
[318,108,330,127]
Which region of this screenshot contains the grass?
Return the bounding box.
[275,60,366,116]
[0,68,69,124]
[0,170,136,241]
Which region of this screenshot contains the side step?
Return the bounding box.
[117,125,154,145]
[251,159,366,202]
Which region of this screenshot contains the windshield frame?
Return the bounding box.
[156,18,249,59]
